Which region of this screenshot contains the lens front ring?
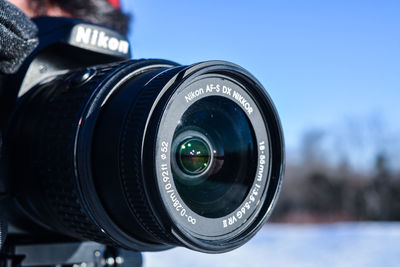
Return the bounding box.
[145,61,284,253]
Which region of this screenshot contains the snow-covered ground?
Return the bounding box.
[143,223,400,267]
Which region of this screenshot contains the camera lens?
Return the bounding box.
[170,96,257,219]
[7,59,284,253]
[176,137,211,176]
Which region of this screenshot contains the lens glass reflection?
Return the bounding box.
[177,138,211,175]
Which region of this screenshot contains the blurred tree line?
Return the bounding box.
[270,115,400,223]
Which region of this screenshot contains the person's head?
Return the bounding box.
[8,0,130,35]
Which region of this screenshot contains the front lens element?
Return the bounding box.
[177,137,211,175]
[171,96,258,218]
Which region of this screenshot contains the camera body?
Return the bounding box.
[0,17,284,266]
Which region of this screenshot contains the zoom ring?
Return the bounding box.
[119,67,184,244]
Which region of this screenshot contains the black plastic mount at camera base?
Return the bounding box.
[0,241,142,267]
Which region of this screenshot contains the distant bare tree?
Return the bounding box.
[301,129,326,168]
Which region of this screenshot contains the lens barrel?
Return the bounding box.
[6,59,284,253]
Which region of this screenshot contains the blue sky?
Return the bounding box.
[120,0,400,153]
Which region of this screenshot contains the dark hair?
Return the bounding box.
[29,0,131,35]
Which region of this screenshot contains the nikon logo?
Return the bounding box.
[74,26,129,54]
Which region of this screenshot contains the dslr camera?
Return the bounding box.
[0,17,284,266]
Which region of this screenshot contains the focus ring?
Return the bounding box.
[119,67,184,244]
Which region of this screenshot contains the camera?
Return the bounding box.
[0,17,284,266]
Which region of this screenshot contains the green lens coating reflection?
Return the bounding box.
[177,138,211,175]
